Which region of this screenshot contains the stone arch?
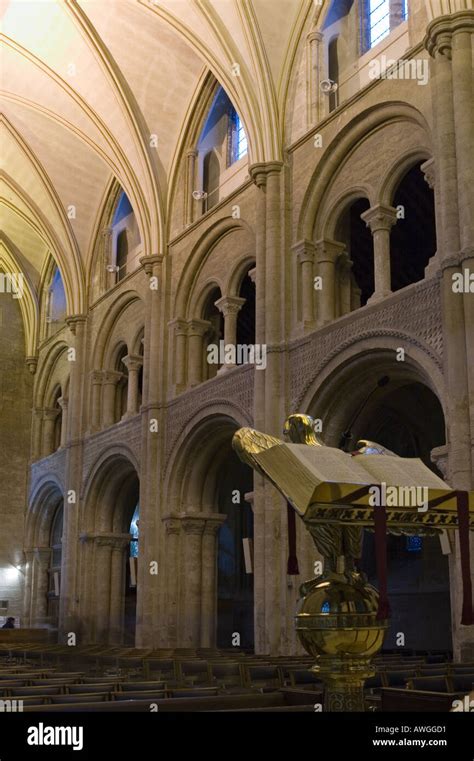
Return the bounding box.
[91,290,144,370]
[82,447,141,533]
[24,478,64,628]
[300,344,451,652]
[323,187,372,240]
[298,103,432,242]
[225,255,256,297]
[379,149,432,206]
[173,217,255,319]
[34,340,70,409]
[27,477,64,549]
[297,333,445,419]
[80,450,140,643]
[163,408,254,648]
[0,236,38,358]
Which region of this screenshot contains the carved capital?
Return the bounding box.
[187,318,212,338]
[292,239,316,265]
[122,354,143,373]
[168,318,188,336]
[140,254,164,277]
[425,11,474,60]
[315,239,346,264]
[307,30,323,44]
[361,205,398,233]
[162,514,181,535]
[25,356,38,374]
[249,161,284,188]
[214,296,246,317]
[102,370,123,386]
[420,158,436,190]
[181,515,206,536]
[66,315,87,335]
[90,370,104,385]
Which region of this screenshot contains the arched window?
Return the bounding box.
[361,0,408,53]
[116,230,128,281]
[203,151,220,211]
[109,190,141,285]
[197,87,248,215]
[116,345,129,422]
[47,501,63,627]
[45,266,67,337]
[328,36,339,112]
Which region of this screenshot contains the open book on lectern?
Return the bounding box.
[253,443,449,517]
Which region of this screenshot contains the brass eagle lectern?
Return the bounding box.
[232,414,474,712]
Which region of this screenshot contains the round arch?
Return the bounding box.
[298,103,432,242]
[174,217,255,319]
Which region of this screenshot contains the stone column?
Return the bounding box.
[57,397,68,447]
[214,296,246,371]
[94,537,113,643]
[169,319,188,393]
[121,354,143,419]
[185,149,198,227]
[32,548,51,626]
[187,319,211,387]
[361,205,397,302]
[139,254,165,648]
[450,18,474,250]
[101,371,122,428]
[201,514,226,647]
[22,549,35,626]
[89,371,103,433]
[109,537,130,645]
[31,408,44,461]
[338,253,353,316]
[315,239,346,326]
[41,408,59,457]
[306,30,324,128]
[426,11,474,661]
[162,516,181,647]
[249,161,290,655]
[59,315,86,641]
[181,517,205,647]
[292,239,316,330]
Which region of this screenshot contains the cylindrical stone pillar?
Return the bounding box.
[214,296,246,370]
[181,517,205,647]
[101,371,122,429]
[361,205,397,302]
[201,515,225,647]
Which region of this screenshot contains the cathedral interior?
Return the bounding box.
[0,0,474,728]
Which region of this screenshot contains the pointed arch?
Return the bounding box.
[0,236,38,358]
[1,116,85,314]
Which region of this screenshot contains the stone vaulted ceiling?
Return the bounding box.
[0,0,470,318]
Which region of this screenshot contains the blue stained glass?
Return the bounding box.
[406,535,422,552]
[321,601,330,613]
